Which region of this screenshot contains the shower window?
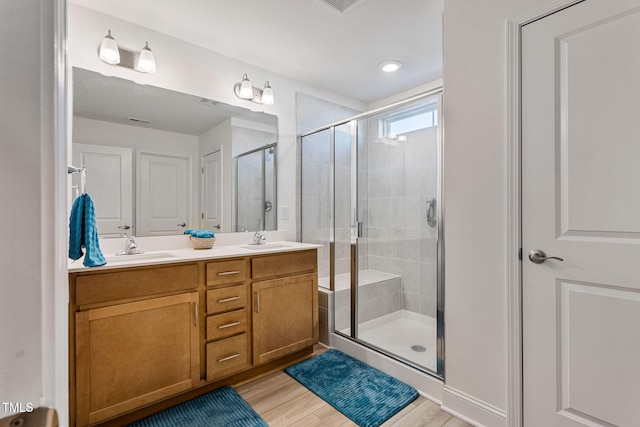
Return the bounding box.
[380,103,438,139]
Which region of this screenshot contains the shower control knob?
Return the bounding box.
[528,249,564,264]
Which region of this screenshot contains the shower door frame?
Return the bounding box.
[299,88,445,379]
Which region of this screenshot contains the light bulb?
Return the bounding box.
[136,42,156,73]
[262,81,274,105]
[239,74,253,99]
[99,30,120,65]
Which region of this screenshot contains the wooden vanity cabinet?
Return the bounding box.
[251,250,319,365]
[204,258,251,382]
[70,263,200,426]
[69,249,318,426]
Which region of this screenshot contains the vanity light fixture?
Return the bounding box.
[262,81,274,105]
[136,42,156,73]
[239,74,253,99]
[98,30,157,73]
[99,30,120,65]
[234,74,275,105]
[380,60,402,73]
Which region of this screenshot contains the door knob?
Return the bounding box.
[213,224,221,230]
[118,225,131,230]
[528,249,564,264]
[178,223,186,227]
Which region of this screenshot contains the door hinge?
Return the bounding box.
[201,212,204,219]
[201,167,205,174]
[518,248,522,261]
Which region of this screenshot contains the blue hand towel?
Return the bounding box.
[69,193,106,267]
[192,230,214,238]
[184,229,215,238]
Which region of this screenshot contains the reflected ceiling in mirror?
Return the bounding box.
[73,68,277,135]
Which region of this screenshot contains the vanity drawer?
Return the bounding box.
[206,285,247,314]
[206,259,248,287]
[251,250,317,280]
[206,333,250,382]
[206,309,248,341]
[74,263,198,306]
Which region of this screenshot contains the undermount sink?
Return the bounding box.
[241,243,290,250]
[105,252,178,263]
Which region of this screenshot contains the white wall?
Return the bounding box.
[0,0,67,424]
[68,4,367,240]
[442,0,555,421]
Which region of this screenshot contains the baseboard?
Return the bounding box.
[441,386,507,427]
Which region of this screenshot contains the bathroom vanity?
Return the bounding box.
[68,243,318,426]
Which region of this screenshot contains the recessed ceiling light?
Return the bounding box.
[380,60,402,73]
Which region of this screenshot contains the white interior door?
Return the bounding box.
[137,151,190,236]
[522,1,640,426]
[202,150,222,232]
[72,143,133,236]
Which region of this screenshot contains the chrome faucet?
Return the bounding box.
[250,230,266,245]
[116,233,141,255]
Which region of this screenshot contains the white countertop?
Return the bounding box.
[68,234,320,273]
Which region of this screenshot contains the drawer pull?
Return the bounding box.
[218,353,241,363]
[218,321,241,329]
[217,296,240,303]
[217,270,241,276]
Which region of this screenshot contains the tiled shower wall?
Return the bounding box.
[297,93,361,281]
[364,125,438,318]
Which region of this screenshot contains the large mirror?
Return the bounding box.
[71,67,278,236]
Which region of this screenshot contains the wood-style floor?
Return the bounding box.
[236,346,473,427]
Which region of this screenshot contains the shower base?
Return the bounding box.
[341,310,437,372]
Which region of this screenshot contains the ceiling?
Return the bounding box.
[69,0,443,104]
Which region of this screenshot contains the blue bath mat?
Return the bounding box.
[285,349,418,427]
[129,386,267,427]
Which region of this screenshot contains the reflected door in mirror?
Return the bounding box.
[137,151,190,236]
[72,144,133,236]
[202,150,222,231]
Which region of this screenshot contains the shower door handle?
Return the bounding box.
[426,197,437,227]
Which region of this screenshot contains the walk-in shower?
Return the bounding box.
[299,91,443,377]
[234,144,277,232]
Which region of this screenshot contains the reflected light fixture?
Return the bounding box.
[380,60,402,72]
[136,42,156,73]
[99,30,120,65]
[234,74,275,105]
[262,81,274,105]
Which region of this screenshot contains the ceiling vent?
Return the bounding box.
[128,117,151,124]
[319,0,367,14]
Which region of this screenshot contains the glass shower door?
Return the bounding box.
[353,95,441,374]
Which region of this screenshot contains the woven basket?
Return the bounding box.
[190,236,215,249]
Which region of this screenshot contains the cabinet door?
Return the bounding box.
[75,293,200,426]
[252,273,318,365]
